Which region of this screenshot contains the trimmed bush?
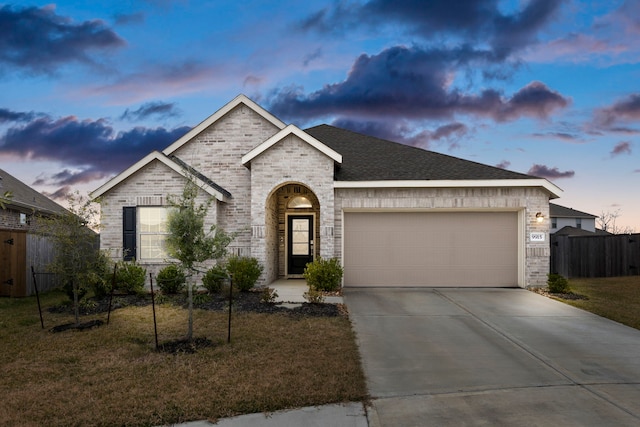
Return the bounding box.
[115,261,147,295]
[90,251,116,299]
[303,257,343,292]
[226,256,263,292]
[202,264,228,294]
[156,265,186,294]
[548,273,570,293]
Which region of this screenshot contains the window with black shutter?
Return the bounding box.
[123,207,136,260]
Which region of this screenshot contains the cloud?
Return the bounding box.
[595,93,640,128]
[527,164,575,179]
[120,101,181,122]
[0,108,39,123]
[300,0,560,59]
[41,185,72,202]
[268,46,568,124]
[0,114,191,184]
[611,141,632,157]
[330,117,467,149]
[532,131,581,142]
[113,12,145,26]
[82,60,220,103]
[0,4,125,74]
[496,160,511,169]
[303,47,323,67]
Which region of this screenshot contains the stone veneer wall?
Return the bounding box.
[99,162,217,284]
[249,134,335,285]
[169,104,282,255]
[334,186,551,288]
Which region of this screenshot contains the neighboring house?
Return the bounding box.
[91,95,562,288]
[550,203,597,234]
[0,169,68,296]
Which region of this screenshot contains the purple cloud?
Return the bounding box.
[1,114,191,184]
[0,4,125,74]
[0,108,40,123]
[527,164,575,179]
[268,46,568,123]
[120,101,181,122]
[596,93,640,128]
[611,141,632,156]
[300,0,560,59]
[496,160,511,169]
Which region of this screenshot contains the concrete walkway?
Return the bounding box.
[268,278,343,304]
[345,287,640,426]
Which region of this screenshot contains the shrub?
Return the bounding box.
[303,287,325,304]
[548,273,570,293]
[303,257,343,292]
[115,261,147,294]
[226,256,263,292]
[156,265,186,294]
[90,251,116,299]
[260,287,279,304]
[202,264,228,294]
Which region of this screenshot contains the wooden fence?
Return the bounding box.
[550,233,640,278]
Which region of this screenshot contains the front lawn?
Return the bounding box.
[0,291,367,427]
[547,276,640,330]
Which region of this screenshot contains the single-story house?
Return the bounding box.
[91,95,562,288]
[550,203,597,233]
[0,168,68,296]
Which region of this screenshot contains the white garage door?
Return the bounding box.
[343,211,518,287]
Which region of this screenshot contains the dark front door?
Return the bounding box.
[288,215,314,275]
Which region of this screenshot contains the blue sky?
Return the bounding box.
[1,0,639,231]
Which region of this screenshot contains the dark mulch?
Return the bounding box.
[532,288,589,301]
[50,319,104,333]
[48,289,342,317]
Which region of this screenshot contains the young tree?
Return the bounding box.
[37,192,101,325]
[166,177,233,341]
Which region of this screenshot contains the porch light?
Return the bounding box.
[288,196,312,209]
[536,212,544,223]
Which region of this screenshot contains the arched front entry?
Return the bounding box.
[265,183,320,279]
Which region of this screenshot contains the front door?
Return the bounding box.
[287,215,314,275]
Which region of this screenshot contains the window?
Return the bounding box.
[576,218,582,229]
[551,218,557,229]
[139,207,171,260]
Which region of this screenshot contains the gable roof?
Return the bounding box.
[305,124,562,197]
[550,203,597,219]
[163,94,286,156]
[92,94,276,200]
[0,168,68,216]
[242,124,342,166]
[90,152,231,201]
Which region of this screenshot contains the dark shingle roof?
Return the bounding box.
[304,124,537,181]
[550,203,597,219]
[169,155,232,198]
[0,168,68,216]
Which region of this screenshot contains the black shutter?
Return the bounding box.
[123,207,136,261]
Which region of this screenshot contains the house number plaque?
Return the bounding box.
[530,232,545,242]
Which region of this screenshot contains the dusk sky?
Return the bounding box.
[1,0,639,231]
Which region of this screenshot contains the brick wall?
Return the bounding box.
[335,186,551,288]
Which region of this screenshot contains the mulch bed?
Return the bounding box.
[48,289,344,318]
[531,287,589,301]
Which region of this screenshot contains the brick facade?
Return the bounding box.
[95,96,554,289]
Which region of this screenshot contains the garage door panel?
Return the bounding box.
[344,212,518,287]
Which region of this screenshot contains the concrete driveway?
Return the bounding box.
[344,288,640,426]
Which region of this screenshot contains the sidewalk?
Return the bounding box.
[167,402,367,426]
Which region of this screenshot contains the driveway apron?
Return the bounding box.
[344,288,640,426]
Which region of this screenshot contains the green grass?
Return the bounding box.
[552,276,640,330]
[0,291,367,427]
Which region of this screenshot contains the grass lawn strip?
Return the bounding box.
[0,291,367,427]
